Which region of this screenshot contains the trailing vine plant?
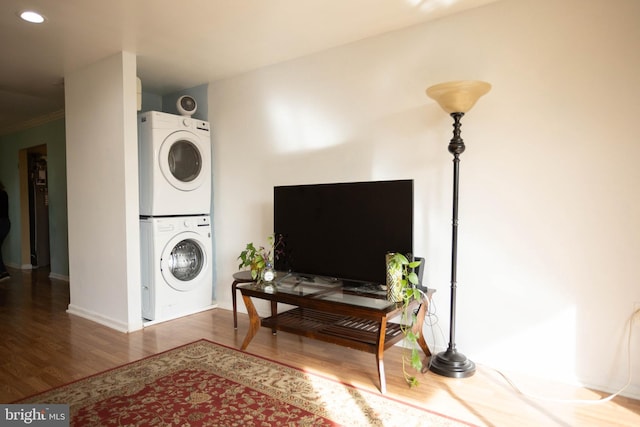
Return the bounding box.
[387,252,424,387]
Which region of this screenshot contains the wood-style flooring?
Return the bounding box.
[0,267,638,426]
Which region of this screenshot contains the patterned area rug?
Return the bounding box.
[18,339,475,426]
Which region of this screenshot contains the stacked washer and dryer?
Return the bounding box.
[138,97,214,323]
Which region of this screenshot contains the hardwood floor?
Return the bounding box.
[1,267,638,426]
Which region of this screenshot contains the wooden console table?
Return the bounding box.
[237,275,433,394]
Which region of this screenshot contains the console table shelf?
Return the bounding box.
[261,307,405,353]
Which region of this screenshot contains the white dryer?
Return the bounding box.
[140,215,214,322]
[138,111,211,216]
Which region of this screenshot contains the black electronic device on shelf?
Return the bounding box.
[273,179,413,287]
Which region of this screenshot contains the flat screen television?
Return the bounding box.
[273,179,413,286]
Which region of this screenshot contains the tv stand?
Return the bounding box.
[237,274,434,394]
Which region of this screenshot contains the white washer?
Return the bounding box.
[138,111,211,216]
[140,215,213,322]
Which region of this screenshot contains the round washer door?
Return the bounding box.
[158,130,209,191]
[160,232,209,291]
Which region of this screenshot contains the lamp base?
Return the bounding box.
[429,348,476,378]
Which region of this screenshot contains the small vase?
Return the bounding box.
[386,253,403,302]
[262,262,275,283]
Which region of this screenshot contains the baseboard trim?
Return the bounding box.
[49,272,70,281]
[586,381,640,401]
[623,384,640,400]
[66,304,130,333]
[142,303,218,327]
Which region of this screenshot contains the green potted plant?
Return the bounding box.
[237,234,281,283]
[386,252,424,387]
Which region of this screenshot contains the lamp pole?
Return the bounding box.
[429,111,476,378]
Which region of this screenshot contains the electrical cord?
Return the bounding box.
[483,307,639,404]
[422,296,444,372]
[421,305,640,404]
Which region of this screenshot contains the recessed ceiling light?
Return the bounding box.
[19,10,46,24]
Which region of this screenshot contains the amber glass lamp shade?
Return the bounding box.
[426,80,491,114]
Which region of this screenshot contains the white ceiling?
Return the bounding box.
[0,0,497,135]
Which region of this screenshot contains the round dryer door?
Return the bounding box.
[160,234,208,291]
[159,130,208,191]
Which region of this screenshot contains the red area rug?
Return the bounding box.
[18,339,475,426]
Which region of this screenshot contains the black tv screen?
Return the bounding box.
[274,179,413,286]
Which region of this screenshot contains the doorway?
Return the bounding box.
[19,145,50,268]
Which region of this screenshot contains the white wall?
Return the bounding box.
[65,51,143,332]
[209,0,640,397]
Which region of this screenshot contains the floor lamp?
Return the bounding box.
[426,80,491,378]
